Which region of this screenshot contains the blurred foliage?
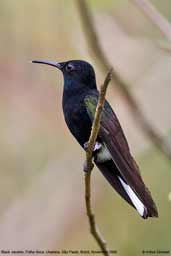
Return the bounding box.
[87,0,126,10]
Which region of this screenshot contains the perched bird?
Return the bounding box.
[32,59,158,219]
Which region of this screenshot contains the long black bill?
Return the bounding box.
[32,60,62,69]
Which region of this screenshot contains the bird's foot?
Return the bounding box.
[84,141,101,152]
[83,142,89,151]
[83,161,94,172]
[83,141,101,172]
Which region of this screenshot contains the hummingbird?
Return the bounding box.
[32,59,158,219]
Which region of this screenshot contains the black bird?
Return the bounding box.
[32,59,158,219]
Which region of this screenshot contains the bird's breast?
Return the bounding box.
[62,99,92,147]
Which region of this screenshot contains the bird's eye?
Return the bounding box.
[66,63,75,72]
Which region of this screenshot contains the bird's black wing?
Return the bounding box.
[84,93,158,217]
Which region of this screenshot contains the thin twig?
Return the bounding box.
[84,69,112,256]
[131,0,171,40]
[76,0,171,161]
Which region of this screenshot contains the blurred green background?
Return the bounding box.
[0,0,171,255]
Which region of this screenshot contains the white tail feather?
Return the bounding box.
[118,176,145,217]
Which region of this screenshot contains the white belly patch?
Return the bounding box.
[96,143,112,163]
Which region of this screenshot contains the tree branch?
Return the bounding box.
[84,69,112,256]
[76,0,171,161]
[131,0,171,40]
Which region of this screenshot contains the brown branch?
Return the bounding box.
[131,0,171,40]
[76,0,171,161]
[84,69,112,256]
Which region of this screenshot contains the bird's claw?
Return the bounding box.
[83,161,94,172]
[84,141,102,152]
[84,142,89,151]
[83,141,101,172]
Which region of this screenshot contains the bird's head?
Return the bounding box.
[32,59,97,91]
